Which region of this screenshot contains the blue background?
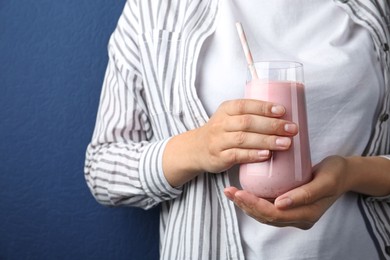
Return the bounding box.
[0,1,160,259]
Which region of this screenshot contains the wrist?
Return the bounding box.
[343,156,359,194]
[343,156,390,197]
[162,130,204,187]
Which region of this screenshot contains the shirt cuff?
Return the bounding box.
[139,139,183,204]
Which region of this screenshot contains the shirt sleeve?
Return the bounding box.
[84,6,182,209]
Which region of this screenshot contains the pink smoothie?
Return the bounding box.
[239,80,312,198]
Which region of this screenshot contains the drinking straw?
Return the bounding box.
[235,22,258,79]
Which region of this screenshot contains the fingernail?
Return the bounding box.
[271,105,285,115]
[224,190,233,200]
[284,123,298,134]
[257,150,270,158]
[276,137,291,148]
[276,197,293,208]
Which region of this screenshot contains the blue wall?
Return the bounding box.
[0,1,159,259]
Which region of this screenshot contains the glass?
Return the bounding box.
[239,61,312,199]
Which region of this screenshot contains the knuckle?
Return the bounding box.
[234,131,247,145]
[261,102,271,115]
[270,120,281,132]
[247,150,258,162]
[223,150,238,165]
[235,99,247,114]
[302,188,313,205]
[240,115,253,130]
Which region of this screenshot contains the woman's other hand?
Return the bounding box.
[224,156,349,229]
[225,155,390,229]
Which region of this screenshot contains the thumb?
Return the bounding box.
[274,177,327,209]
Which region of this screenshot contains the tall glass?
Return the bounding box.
[239,61,312,199]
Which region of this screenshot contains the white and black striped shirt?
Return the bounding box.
[85,0,390,259]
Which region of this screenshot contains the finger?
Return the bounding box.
[233,190,277,222]
[222,99,285,118]
[224,186,240,201]
[220,149,271,166]
[224,114,298,136]
[274,175,332,209]
[234,190,316,229]
[220,131,292,151]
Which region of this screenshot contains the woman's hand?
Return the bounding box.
[163,99,298,187]
[224,156,349,229]
[193,99,298,173]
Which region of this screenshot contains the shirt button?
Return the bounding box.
[384,43,389,52]
[385,245,390,255]
[380,113,389,122]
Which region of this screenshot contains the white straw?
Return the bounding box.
[235,22,258,79]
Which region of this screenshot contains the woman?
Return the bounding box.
[85,0,390,259]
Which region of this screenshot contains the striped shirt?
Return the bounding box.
[84,0,390,259]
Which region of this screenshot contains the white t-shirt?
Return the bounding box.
[196,0,384,259]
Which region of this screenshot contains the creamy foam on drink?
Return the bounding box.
[239,79,312,198]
